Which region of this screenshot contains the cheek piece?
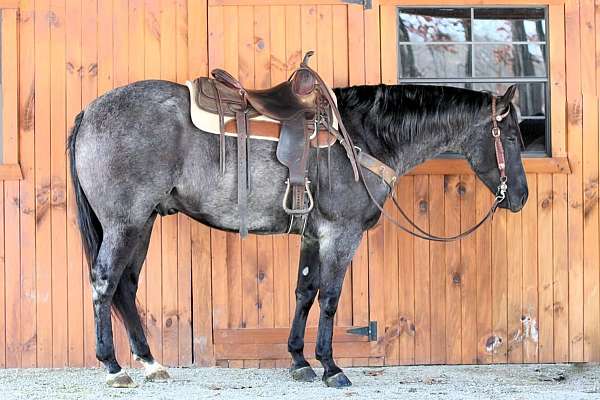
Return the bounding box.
[491,96,509,207]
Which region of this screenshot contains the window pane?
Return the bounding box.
[472,82,547,152]
[473,8,546,42]
[472,82,546,117]
[399,44,471,78]
[474,44,547,78]
[399,8,471,42]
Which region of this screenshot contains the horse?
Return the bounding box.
[68,80,528,388]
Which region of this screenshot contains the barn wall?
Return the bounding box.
[0,0,598,368]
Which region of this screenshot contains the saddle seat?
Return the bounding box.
[210,67,318,121]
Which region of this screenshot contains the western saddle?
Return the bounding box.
[191,51,364,237]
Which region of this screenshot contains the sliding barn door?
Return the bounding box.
[205,1,386,367]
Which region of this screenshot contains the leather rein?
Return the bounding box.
[360,95,511,242]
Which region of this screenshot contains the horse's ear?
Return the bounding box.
[498,84,518,111]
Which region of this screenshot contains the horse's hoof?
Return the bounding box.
[106,370,137,388]
[144,362,171,382]
[290,366,318,382]
[324,372,352,388]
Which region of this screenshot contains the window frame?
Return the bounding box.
[380,0,570,175]
[0,4,22,180]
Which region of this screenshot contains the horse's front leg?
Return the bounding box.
[316,227,363,387]
[288,237,320,382]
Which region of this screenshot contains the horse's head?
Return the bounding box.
[463,85,528,212]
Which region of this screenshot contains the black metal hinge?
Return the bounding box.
[342,0,373,10]
[346,321,377,341]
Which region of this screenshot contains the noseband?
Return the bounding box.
[361,95,511,242]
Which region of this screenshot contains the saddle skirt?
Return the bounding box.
[185,79,338,148]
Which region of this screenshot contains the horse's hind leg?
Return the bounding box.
[92,224,144,388]
[316,227,362,388]
[112,214,170,381]
[288,237,320,382]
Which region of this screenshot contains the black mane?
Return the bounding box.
[334,84,491,150]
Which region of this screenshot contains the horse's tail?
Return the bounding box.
[68,111,103,274]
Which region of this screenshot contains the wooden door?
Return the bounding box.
[206,1,386,367]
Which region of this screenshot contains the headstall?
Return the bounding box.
[361,95,512,242]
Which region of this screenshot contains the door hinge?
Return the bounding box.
[346,321,377,341]
[341,0,372,10]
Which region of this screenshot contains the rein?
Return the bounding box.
[360,96,510,242]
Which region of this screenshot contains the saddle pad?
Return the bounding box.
[186,80,277,139]
[185,80,339,142]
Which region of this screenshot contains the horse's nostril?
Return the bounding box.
[520,192,529,207]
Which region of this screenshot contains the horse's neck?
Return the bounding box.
[366,119,461,176]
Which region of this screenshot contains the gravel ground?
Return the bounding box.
[1,363,599,400]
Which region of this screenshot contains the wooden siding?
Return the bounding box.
[0,0,599,368]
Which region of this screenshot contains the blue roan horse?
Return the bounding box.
[68,80,528,388]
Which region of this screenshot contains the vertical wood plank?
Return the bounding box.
[537,174,554,362]
[460,175,477,364]
[522,174,539,363]
[65,0,84,367]
[475,179,493,364]
[445,175,462,364]
[2,8,20,369]
[1,14,20,369]
[0,182,5,367]
[491,208,507,363]
[18,0,38,368]
[34,0,53,368]
[397,178,415,364]
[506,194,523,363]
[413,176,430,364]
[580,0,599,363]
[429,175,446,364]
[565,0,584,363]
[553,174,569,362]
[583,95,600,361]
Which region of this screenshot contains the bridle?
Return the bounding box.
[360,95,512,242]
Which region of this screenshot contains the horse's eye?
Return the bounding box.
[506,137,517,143]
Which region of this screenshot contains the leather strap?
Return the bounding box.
[236,110,249,238]
[212,79,226,175]
[357,150,397,187]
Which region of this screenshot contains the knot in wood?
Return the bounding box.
[452,273,461,285]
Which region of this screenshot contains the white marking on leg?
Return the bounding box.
[136,357,170,381]
[105,370,137,388]
[302,266,309,276]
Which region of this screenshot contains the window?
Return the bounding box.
[397,7,549,156]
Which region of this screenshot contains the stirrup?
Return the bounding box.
[282,178,314,215]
